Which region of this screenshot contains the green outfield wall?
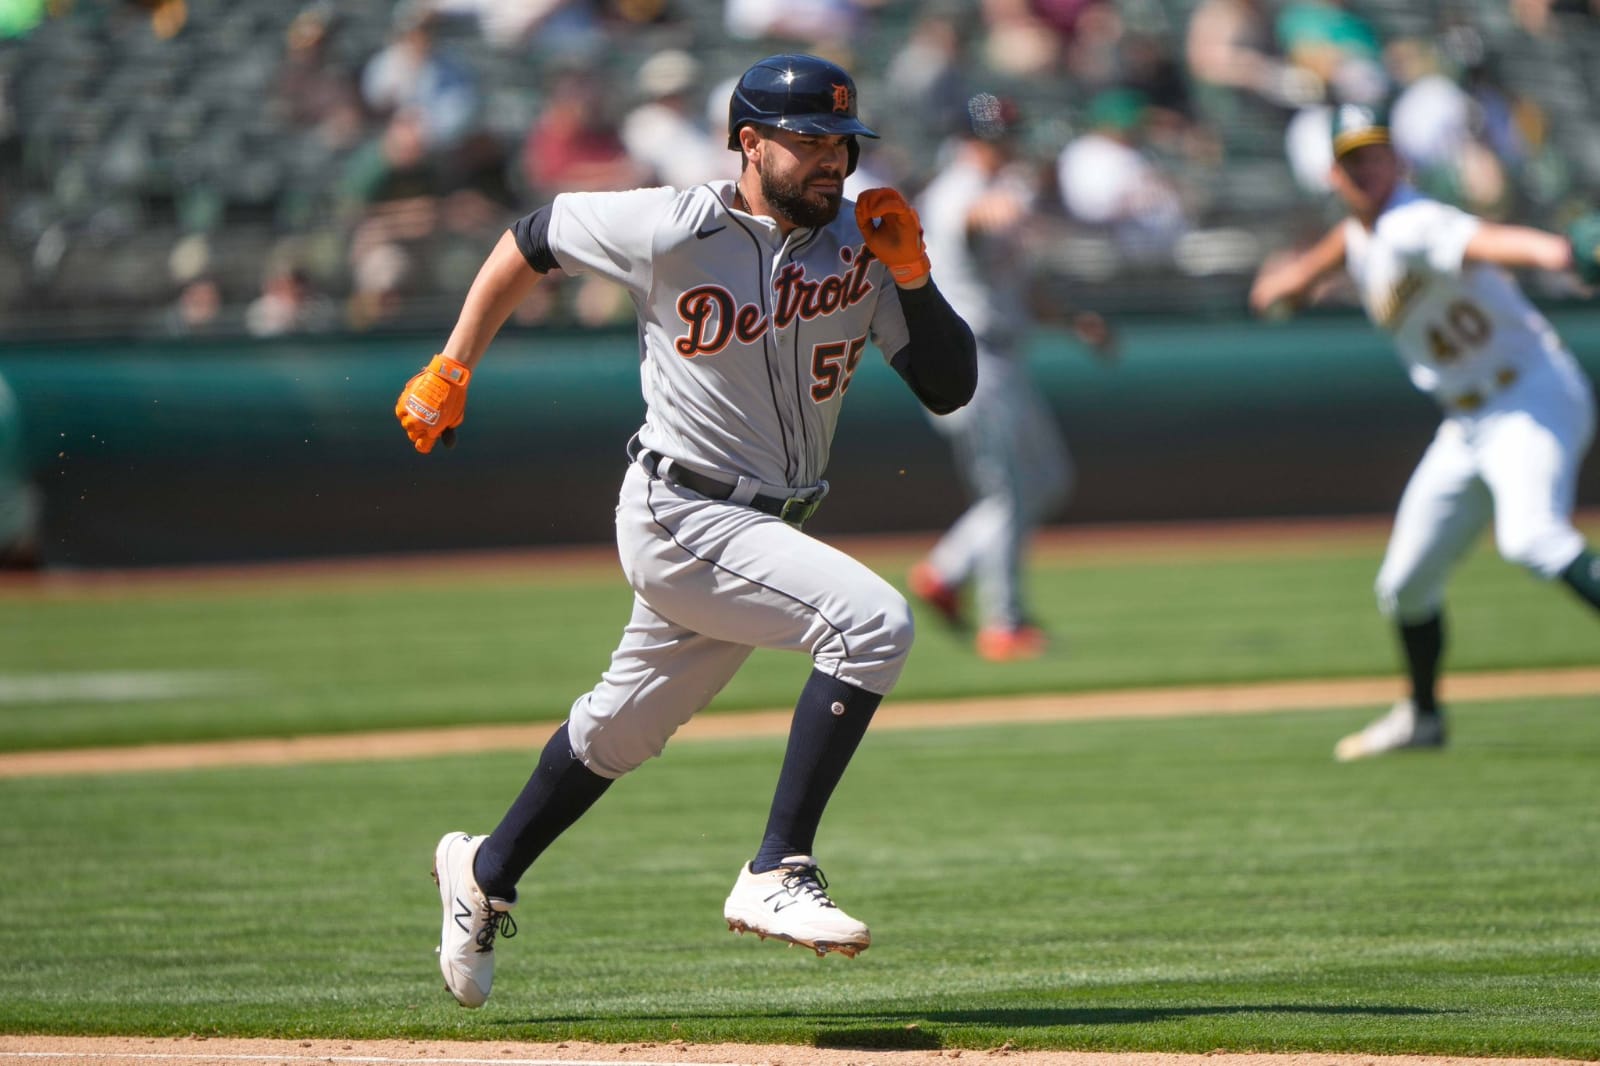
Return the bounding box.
[5,307,1600,567]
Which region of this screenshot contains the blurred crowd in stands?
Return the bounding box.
[2,0,1600,339]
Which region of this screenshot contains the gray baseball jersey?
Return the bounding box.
[536,179,923,776]
[549,180,911,490]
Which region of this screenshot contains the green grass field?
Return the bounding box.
[3,525,1597,751]
[2,526,1598,1056]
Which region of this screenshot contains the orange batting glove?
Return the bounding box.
[395,354,471,454]
[854,187,932,286]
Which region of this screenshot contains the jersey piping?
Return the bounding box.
[726,207,799,486]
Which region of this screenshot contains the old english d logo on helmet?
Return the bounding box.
[831,83,851,114]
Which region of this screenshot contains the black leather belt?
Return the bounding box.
[631,444,824,527]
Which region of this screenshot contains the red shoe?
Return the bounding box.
[908,561,966,629]
[975,624,1048,662]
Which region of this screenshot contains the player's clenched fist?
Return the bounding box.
[395,354,471,454]
[854,188,931,287]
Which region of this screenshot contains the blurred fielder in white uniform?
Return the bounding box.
[1250,103,1600,760]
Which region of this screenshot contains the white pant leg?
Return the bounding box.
[1474,366,1595,578]
[1375,421,1493,622]
[569,463,914,778]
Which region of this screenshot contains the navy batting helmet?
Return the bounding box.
[727,53,878,175]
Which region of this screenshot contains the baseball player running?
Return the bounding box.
[1250,103,1600,760]
[395,54,976,1008]
[909,93,1114,661]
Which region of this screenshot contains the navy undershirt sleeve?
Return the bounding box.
[509,205,558,274]
[889,281,978,415]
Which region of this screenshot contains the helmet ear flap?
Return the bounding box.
[727,88,747,151]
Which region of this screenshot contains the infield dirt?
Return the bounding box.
[2,1035,1597,1066]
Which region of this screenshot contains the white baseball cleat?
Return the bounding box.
[431,832,517,1008]
[1334,700,1446,762]
[723,855,870,958]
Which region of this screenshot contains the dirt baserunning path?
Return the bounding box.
[3,666,1598,779]
[1,1036,1595,1066]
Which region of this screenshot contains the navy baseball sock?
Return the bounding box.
[1398,613,1443,715]
[751,669,882,873]
[472,721,613,899]
[1560,550,1600,610]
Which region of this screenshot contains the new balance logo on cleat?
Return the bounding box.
[432,832,518,1008]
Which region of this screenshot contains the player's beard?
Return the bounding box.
[759,161,842,229]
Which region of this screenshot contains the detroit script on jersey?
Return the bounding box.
[673,248,878,357]
[545,181,912,488]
